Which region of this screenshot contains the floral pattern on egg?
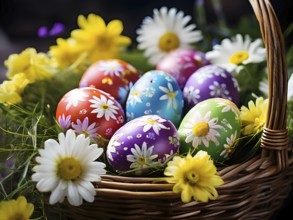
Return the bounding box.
[178,98,241,163]
[183,64,240,114]
[126,70,184,127]
[56,87,125,148]
[106,115,180,176]
[79,59,140,106]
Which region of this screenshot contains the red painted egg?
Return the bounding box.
[79,59,140,106]
[56,87,125,147]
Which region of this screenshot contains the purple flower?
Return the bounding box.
[38,22,65,38]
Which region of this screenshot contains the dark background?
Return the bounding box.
[0,0,292,218]
[0,0,255,81]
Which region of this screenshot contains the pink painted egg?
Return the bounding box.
[156,48,209,89]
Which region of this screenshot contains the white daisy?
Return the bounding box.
[127,88,143,106]
[107,133,123,162]
[89,95,119,121]
[159,82,179,109]
[215,98,240,115]
[71,117,98,140]
[136,7,202,65]
[127,142,158,170]
[63,89,89,111]
[206,34,266,74]
[220,131,238,158]
[97,60,124,77]
[58,114,71,131]
[196,69,214,84]
[136,115,169,135]
[31,129,106,206]
[181,111,224,148]
[183,86,200,104]
[209,81,230,99]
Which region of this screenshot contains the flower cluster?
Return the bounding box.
[0,13,131,105]
[0,4,292,219]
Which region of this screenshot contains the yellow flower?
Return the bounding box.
[164,151,224,203]
[71,13,131,63]
[49,37,87,72]
[240,97,268,135]
[0,73,30,105]
[0,196,34,220]
[4,48,52,83]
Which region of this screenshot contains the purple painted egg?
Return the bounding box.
[156,48,209,89]
[183,64,240,113]
[106,115,179,176]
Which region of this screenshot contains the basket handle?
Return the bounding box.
[249,0,289,171]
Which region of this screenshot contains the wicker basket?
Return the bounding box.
[48,0,293,219]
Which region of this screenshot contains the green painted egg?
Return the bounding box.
[178,98,241,163]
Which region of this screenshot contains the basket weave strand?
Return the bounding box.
[250,0,289,171]
[47,0,293,219]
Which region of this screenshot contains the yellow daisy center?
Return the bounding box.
[58,157,81,180]
[168,92,175,98]
[137,157,146,165]
[132,90,138,96]
[82,130,90,137]
[147,119,157,125]
[226,147,233,154]
[184,171,199,185]
[229,51,249,65]
[192,122,210,137]
[101,104,109,110]
[159,32,180,52]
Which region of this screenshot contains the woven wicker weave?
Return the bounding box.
[48,0,293,219]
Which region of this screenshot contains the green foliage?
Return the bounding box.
[0,68,83,218]
[287,100,293,139]
[120,49,154,74]
[235,63,267,106]
[226,132,262,165]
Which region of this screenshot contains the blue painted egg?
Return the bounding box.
[126,70,184,127]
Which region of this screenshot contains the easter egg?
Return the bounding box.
[126,70,184,127]
[178,98,241,163]
[79,59,140,106]
[156,48,209,89]
[183,64,240,113]
[56,87,125,147]
[106,115,179,176]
